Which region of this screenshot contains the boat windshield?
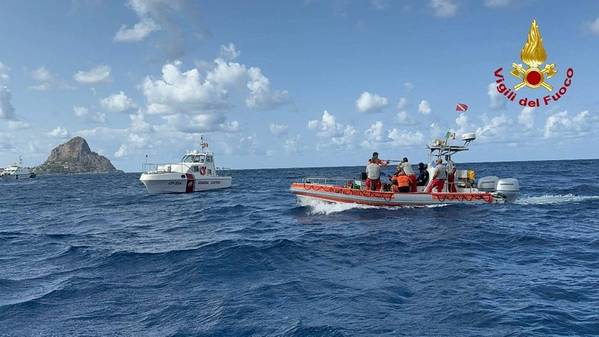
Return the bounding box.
[181,155,205,163]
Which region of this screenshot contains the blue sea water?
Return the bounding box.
[2,160,599,336]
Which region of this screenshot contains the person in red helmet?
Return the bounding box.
[365,152,388,191]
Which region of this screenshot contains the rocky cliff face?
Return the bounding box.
[35,137,119,174]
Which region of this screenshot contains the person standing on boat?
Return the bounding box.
[445,155,457,192]
[398,157,417,192]
[416,163,429,187]
[426,158,446,193]
[366,152,388,191]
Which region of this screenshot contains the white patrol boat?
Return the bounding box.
[291,133,520,206]
[1,157,36,181]
[139,139,232,194]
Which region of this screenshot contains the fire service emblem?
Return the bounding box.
[493,19,573,108]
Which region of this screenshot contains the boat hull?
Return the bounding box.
[290,182,500,206]
[140,172,232,194]
[1,173,35,180]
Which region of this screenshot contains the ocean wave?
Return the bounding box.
[515,194,599,205]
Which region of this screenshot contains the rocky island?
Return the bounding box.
[35,136,120,174]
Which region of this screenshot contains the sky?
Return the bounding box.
[1,0,598,171]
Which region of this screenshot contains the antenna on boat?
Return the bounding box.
[200,136,209,151]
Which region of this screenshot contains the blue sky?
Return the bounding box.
[1,0,598,171]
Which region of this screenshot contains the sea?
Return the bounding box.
[2,160,599,337]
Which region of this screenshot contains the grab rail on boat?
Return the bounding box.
[300,177,356,186]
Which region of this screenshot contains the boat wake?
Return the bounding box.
[297,196,447,215]
[515,194,599,205]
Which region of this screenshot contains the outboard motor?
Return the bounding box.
[496,178,519,202]
[477,176,499,192]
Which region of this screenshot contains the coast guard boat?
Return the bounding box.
[1,157,36,180]
[290,133,519,206]
[139,139,232,194]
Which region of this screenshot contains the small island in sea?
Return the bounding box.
[34,136,120,174]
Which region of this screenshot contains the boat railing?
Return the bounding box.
[142,163,191,174]
[300,177,355,186]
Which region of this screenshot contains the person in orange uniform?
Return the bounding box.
[398,157,417,192]
[365,152,388,191]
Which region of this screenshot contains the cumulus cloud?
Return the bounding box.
[544,110,595,138]
[518,107,535,129]
[588,17,599,35]
[476,114,511,140]
[356,91,388,113]
[388,128,424,146]
[73,65,111,84]
[245,67,289,110]
[73,106,106,124]
[430,0,457,17]
[48,126,70,139]
[0,86,16,120]
[220,42,241,60]
[488,82,506,110]
[100,91,137,112]
[114,18,160,42]
[269,123,289,136]
[455,113,470,134]
[284,135,302,153]
[418,100,431,115]
[8,121,30,130]
[484,0,512,7]
[396,97,408,110]
[308,110,356,148]
[396,110,417,125]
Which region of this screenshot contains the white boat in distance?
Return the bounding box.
[139,139,232,194]
[1,157,36,181]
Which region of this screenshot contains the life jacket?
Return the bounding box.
[397,175,410,188]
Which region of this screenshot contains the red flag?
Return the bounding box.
[456,103,468,112]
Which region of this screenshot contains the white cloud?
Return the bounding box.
[370,0,389,10]
[484,0,511,7]
[73,65,111,84]
[397,97,408,110]
[418,100,431,115]
[246,67,289,110]
[588,17,599,35]
[100,91,137,112]
[143,60,228,115]
[396,110,417,125]
[32,66,52,82]
[455,113,470,134]
[220,120,240,132]
[388,128,424,146]
[284,135,302,153]
[476,114,511,140]
[73,106,106,124]
[114,19,161,42]
[220,43,241,61]
[365,121,384,142]
[0,86,16,120]
[404,82,414,92]
[488,82,506,110]
[48,126,70,138]
[430,0,457,17]
[308,110,356,148]
[269,123,289,136]
[0,62,9,83]
[518,107,535,129]
[544,110,595,139]
[356,91,389,113]
[8,120,30,130]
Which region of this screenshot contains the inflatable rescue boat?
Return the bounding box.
[290,133,519,206]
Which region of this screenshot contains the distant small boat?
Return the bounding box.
[0,157,36,180]
[139,138,232,194]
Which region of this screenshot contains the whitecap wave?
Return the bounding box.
[297,196,377,215]
[515,194,599,205]
[296,196,447,215]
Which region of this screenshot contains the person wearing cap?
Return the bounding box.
[366,152,388,191]
[426,158,446,193]
[416,162,429,187]
[397,157,417,192]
